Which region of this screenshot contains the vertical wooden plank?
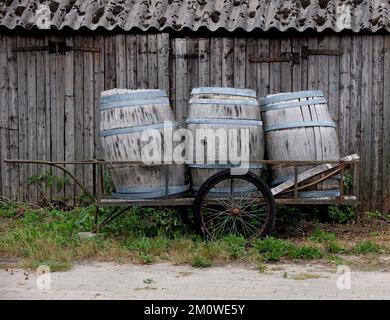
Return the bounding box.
[35,36,48,203]
[115,34,126,88]
[257,37,270,99]
[55,45,65,199]
[371,35,384,211]
[198,38,210,87]
[45,36,52,200]
[246,37,257,91]
[137,35,148,89]
[104,36,115,90]
[280,38,292,92]
[187,38,198,95]
[7,36,19,200]
[210,38,222,87]
[234,37,246,88]
[64,37,75,201]
[317,36,330,97]
[157,33,170,91]
[383,35,390,213]
[339,36,351,156]
[169,38,176,117]
[292,36,302,92]
[174,38,188,126]
[147,34,158,89]
[307,37,318,91]
[360,35,373,212]
[94,35,105,160]
[300,37,309,91]
[349,35,362,200]
[328,35,340,124]
[222,38,234,87]
[17,36,28,201]
[73,35,84,200]
[126,34,137,90]
[269,38,280,94]
[26,37,38,203]
[83,36,95,193]
[0,35,8,197]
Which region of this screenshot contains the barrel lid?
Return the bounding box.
[191,87,257,98]
[100,89,168,104]
[259,90,324,106]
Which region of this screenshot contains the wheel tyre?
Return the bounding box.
[193,169,276,239]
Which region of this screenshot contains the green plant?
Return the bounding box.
[223,234,247,259]
[103,169,115,195]
[143,278,154,284]
[28,171,70,194]
[138,253,155,264]
[309,228,336,242]
[275,205,320,229]
[328,205,356,224]
[354,240,383,254]
[103,207,189,238]
[289,246,324,260]
[257,262,267,273]
[343,171,354,193]
[253,237,295,262]
[367,211,390,223]
[326,241,347,254]
[191,255,212,268]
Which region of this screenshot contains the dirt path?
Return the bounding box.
[1,262,390,300]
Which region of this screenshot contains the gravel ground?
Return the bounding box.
[1,261,390,300]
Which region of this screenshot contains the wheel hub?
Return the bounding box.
[231,207,241,217]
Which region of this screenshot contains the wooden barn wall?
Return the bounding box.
[0,33,388,213]
[169,35,390,213]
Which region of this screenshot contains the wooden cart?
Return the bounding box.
[5,155,359,239]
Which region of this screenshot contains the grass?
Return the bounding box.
[291,273,322,280]
[289,246,324,260]
[191,255,212,268]
[354,240,383,254]
[0,201,388,272]
[309,228,336,242]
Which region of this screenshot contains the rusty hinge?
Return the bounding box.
[12,41,100,54]
[249,52,300,64]
[301,46,343,59]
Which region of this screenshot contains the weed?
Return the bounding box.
[143,278,154,284]
[354,240,383,254]
[289,246,324,260]
[292,273,322,280]
[223,234,247,259]
[253,237,295,262]
[191,255,212,268]
[309,228,336,242]
[343,171,354,193]
[367,211,390,223]
[291,273,321,280]
[326,241,347,254]
[328,205,356,224]
[327,255,346,265]
[257,262,267,273]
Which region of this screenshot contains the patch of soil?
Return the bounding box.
[277,220,390,243]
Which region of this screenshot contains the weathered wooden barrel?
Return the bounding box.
[260,90,341,196]
[99,89,188,199]
[186,87,264,195]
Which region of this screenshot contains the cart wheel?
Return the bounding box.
[194,169,275,240]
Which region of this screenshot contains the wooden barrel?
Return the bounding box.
[186,87,264,194]
[260,90,341,196]
[99,89,188,199]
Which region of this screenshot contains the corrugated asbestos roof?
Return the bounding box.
[0,0,389,33]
